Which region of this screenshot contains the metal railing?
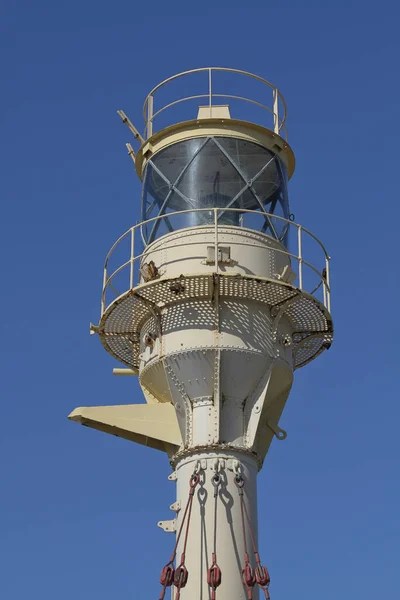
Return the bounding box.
[100,209,331,317]
[143,67,288,140]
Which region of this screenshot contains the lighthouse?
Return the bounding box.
[69,67,333,600]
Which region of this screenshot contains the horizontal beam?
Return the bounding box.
[113,368,138,376]
[68,403,181,455]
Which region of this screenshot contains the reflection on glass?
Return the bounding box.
[141,136,290,245]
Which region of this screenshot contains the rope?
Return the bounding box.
[174,473,198,600]
[159,472,199,600]
[158,468,269,600]
[213,475,219,556]
[234,474,271,600]
[207,474,222,600]
[242,498,271,596]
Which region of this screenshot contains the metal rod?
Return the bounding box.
[142,66,288,126]
[273,88,279,134]
[147,138,210,242]
[211,137,279,240]
[147,95,154,138]
[129,238,318,282]
[113,368,138,376]
[325,257,331,312]
[323,256,328,308]
[103,209,330,286]
[209,68,212,117]
[117,110,145,144]
[104,255,326,312]
[126,143,136,163]
[145,93,284,137]
[214,208,219,274]
[212,94,275,115]
[103,259,133,293]
[101,267,107,315]
[105,207,330,264]
[101,208,332,315]
[150,94,208,121]
[216,155,276,220]
[103,239,327,320]
[130,227,135,289]
[298,225,303,290]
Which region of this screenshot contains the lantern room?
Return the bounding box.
[141,135,290,244]
[127,68,295,248]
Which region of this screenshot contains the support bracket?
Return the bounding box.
[157,519,176,533]
[266,420,287,440]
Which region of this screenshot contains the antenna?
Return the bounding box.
[70,67,333,600]
[117,109,145,144]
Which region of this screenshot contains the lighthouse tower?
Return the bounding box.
[69,68,333,600]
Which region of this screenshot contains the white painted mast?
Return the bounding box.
[69,67,333,600]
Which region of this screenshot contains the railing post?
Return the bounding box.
[209,68,212,117]
[130,227,135,289]
[325,256,331,312]
[101,266,107,315]
[273,87,279,134]
[297,225,303,290]
[147,94,154,138]
[214,208,219,274]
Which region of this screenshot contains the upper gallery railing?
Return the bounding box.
[142,67,288,140]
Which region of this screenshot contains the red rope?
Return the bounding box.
[242,500,270,596]
[235,474,271,600]
[174,474,198,600]
[207,474,222,600]
[159,473,199,600]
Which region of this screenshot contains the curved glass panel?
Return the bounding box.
[141,136,290,245]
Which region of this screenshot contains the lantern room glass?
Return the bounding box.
[141,136,290,246]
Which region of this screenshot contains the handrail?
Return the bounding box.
[103,207,330,264]
[147,93,284,127]
[100,207,331,316]
[142,67,288,140]
[150,94,209,121]
[103,238,328,304]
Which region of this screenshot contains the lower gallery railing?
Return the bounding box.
[100,208,331,316]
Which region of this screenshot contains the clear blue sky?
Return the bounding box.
[1,1,399,598]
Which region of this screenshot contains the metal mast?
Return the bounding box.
[69,67,333,600]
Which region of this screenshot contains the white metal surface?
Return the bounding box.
[139,226,291,282]
[101,208,331,315]
[171,452,259,600]
[97,209,332,375]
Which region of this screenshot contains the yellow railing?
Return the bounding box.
[100,208,331,317]
[142,67,288,140]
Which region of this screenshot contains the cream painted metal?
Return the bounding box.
[100,209,331,315]
[172,452,259,600]
[97,208,332,376]
[134,119,295,181]
[139,226,291,282]
[69,67,334,600]
[124,68,294,179]
[69,403,181,453]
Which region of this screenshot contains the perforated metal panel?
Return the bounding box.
[98,273,333,370]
